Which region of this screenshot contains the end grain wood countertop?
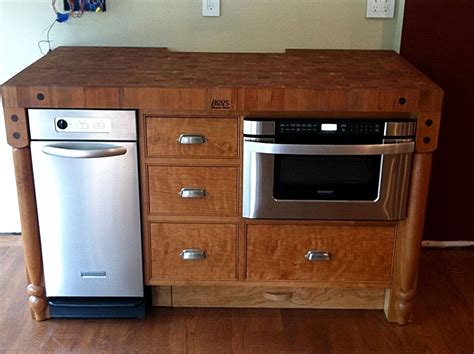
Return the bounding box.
[2,46,443,151]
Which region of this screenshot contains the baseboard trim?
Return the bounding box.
[422,240,474,248]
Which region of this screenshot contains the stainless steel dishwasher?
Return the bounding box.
[29,109,144,318]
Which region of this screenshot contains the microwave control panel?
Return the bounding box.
[276,121,384,136]
[244,119,416,144]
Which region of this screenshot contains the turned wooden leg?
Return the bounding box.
[13,148,49,321]
[27,284,48,321]
[385,152,433,324]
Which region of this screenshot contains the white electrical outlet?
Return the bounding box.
[366,0,395,18]
[202,0,220,17]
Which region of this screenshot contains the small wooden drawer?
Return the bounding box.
[148,165,238,216]
[146,117,238,158]
[246,225,395,283]
[150,223,238,281]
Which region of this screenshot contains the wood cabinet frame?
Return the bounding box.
[1,48,443,324]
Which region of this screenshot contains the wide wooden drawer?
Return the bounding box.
[150,223,238,281]
[152,286,385,309]
[146,117,238,158]
[148,165,238,216]
[246,225,395,283]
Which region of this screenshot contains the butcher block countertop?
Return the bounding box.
[3,47,438,90]
[2,46,442,152]
[2,46,442,110]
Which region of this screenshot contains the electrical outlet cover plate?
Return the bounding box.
[202,0,220,17]
[366,0,395,18]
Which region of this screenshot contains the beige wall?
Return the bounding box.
[0,0,404,82]
[381,0,405,51]
[0,97,21,233]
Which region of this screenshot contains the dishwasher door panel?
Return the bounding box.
[30,141,143,297]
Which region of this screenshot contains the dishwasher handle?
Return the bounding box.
[42,144,128,159]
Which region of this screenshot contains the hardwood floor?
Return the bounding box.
[1,236,472,353]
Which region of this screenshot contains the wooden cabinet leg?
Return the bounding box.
[27,284,48,321]
[385,152,433,324]
[13,148,48,321]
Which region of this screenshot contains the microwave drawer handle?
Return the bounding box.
[178,134,206,145]
[178,188,207,198]
[180,249,207,260]
[244,142,414,155]
[304,250,331,261]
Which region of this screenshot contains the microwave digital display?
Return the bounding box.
[321,123,337,131]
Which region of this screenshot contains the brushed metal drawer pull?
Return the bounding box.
[180,249,207,260]
[177,134,206,145]
[304,250,331,261]
[178,188,207,198]
[263,292,293,301]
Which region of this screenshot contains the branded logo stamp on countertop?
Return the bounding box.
[210,99,231,110]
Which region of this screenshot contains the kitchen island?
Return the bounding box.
[2,47,443,324]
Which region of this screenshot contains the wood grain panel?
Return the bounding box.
[146,117,238,158]
[1,47,442,114]
[384,152,433,324]
[123,88,206,110]
[137,112,152,283]
[84,87,123,107]
[246,225,395,283]
[148,165,238,216]
[15,86,51,107]
[3,48,438,91]
[1,86,18,108]
[151,286,172,307]
[3,108,28,148]
[148,279,391,288]
[417,89,444,113]
[415,112,442,152]
[12,148,48,321]
[150,223,238,281]
[152,286,385,309]
[10,86,86,108]
[242,88,420,112]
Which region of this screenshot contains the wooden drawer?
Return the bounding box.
[246,225,395,283]
[148,165,238,216]
[146,117,238,158]
[150,223,238,281]
[152,286,385,309]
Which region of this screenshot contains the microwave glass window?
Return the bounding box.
[273,155,381,200]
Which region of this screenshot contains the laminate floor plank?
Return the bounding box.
[1,236,473,353]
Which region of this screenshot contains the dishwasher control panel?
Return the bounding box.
[29,109,136,141]
[54,117,112,133]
